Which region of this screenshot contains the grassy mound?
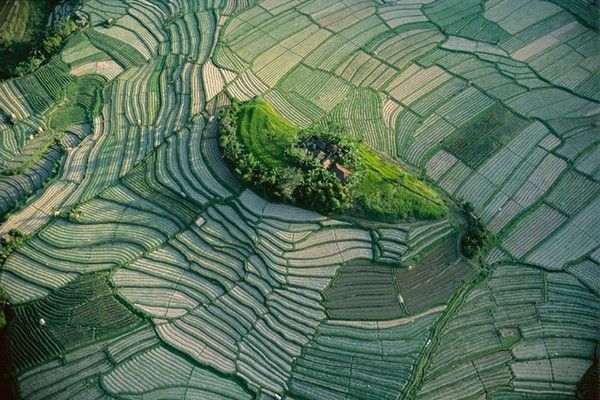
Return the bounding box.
[221,97,447,221]
[236,98,297,169]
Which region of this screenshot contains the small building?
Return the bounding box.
[311,136,326,150]
[331,163,352,181]
[302,135,352,180]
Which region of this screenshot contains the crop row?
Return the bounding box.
[377,3,429,29]
[289,313,440,399]
[0,145,62,214]
[377,27,443,70]
[169,11,215,62]
[416,263,598,399]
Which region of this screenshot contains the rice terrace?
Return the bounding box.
[0,0,598,399]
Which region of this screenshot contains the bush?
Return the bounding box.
[13,56,46,76]
[0,229,28,265]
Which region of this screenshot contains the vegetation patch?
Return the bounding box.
[0,292,18,400]
[48,74,105,131]
[576,344,600,400]
[0,229,24,400]
[324,263,405,320]
[0,144,64,225]
[0,0,83,78]
[395,236,474,315]
[441,103,528,169]
[1,70,104,178]
[219,97,447,220]
[0,0,48,77]
[547,0,599,29]
[8,273,144,371]
[354,146,448,221]
[460,202,493,259]
[422,0,510,44]
[0,229,27,265]
[235,98,297,170]
[85,28,147,69]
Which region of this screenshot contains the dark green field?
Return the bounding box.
[0,0,50,77]
[0,0,47,45]
[324,263,404,320]
[441,103,528,169]
[395,237,474,315]
[324,237,473,319]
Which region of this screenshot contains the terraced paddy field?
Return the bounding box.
[0,0,598,399]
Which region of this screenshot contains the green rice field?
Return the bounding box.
[0,1,597,399]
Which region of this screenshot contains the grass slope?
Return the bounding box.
[356,146,447,221]
[236,98,298,169]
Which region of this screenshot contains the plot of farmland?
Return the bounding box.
[324,237,473,320]
[0,1,598,399]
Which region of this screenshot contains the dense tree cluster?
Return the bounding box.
[0,229,26,265]
[218,101,358,214]
[0,0,82,78]
[460,202,492,259]
[10,19,79,77]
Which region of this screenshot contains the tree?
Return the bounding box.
[43,35,62,54]
[277,168,303,201]
[460,202,491,259]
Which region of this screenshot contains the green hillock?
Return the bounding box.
[219,97,447,221]
[236,98,298,170]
